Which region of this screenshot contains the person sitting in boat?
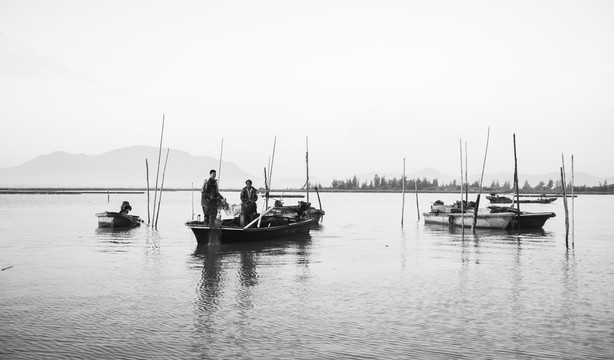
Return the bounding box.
[201,169,224,225]
[119,201,132,215]
[240,179,258,226]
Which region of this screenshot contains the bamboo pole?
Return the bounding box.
[217,138,224,188]
[415,179,420,221]
[191,182,194,221]
[306,136,310,203]
[259,167,269,228]
[152,114,165,226]
[472,127,490,231]
[560,166,569,249]
[314,186,323,210]
[154,148,170,229]
[513,134,520,215]
[561,154,570,248]
[465,142,468,204]
[266,137,277,209]
[401,157,406,227]
[146,159,151,224]
[459,139,464,233]
[571,154,575,248]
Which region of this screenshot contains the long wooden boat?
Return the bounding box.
[486,194,557,204]
[95,212,143,228]
[185,216,313,244]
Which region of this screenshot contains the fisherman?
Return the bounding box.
[201,169,224,225]
[119,201,132,215]
[240,179,258,226]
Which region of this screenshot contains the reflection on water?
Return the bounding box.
[190,234,312,357]
[2,192,614,359]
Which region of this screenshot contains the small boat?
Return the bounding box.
[485,194,513,203]
[185,215,313,244]
[423,201,516,229]
[488,206,556,229]
[486,193,557,204]
[95,211,143,228]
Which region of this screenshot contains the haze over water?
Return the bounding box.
[1,191,613,359]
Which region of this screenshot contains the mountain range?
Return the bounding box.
[0,146,611,188]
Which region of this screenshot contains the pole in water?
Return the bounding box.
[401,157,406,227]
[152,114,165,227]
[155,148,170,229]
[415,179,420,221]
[473,126,490,231]
[571,154,575,248]
[146,159,151,225]
[459,138,464,234]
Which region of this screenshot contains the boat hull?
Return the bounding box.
[511,212,556,229]
[186,218,313,244]
[95,212,142,228]
[423,211,516,229]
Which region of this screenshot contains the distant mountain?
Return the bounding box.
[0,146,258,188]
[0,147,610,188]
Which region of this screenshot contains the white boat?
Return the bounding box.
[423,201,516,229]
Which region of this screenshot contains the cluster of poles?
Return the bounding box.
[145,115,170,230]
[400,129,576,249]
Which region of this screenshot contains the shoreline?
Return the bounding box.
[0,188,608,195]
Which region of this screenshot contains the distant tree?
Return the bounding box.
[502,180,511,189]
[546,179,553,189]
[535,181,546,191]
[522,180,532,190]
[373,174,381,188]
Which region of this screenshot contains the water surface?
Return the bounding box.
[1,192,613,359]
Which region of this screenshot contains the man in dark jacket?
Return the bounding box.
[240,179,258,226]
[201,169,223,225]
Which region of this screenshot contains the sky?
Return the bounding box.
[1,0,613,183]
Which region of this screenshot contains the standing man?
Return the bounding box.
[201,169,223,225]
[240,179,258,226]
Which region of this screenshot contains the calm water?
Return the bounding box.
[1,191,613,359]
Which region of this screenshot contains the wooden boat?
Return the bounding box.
[488,206,556,229]
[423,201,516,229]
[185,216,313,244]
[486,193,557,204]
[95,212,143,228]
[485,194,513,203]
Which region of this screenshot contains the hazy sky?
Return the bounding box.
[1,0,613,182]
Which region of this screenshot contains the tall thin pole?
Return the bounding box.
[513,134,520,214]
[473,126,490,231]
[459,138,464,233]
[146,159,151,224]
[571,154,575,247]
[268,136,277,188]
[305,136,310,203]
[191,182,194,221]
[155,148,170,229]
[465,142,468,204]
[401,157,406,227]
[561,154,569,249]
[266,137,277,208]
[217,138,224,188]
[415,178,420,221]
[152,114,165,226]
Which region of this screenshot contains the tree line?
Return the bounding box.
[321,174,614,193]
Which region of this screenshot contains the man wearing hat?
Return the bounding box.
[240,179,258,226]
